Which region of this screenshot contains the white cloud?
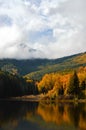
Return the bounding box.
[0,25,21,42]
[0,0,85,59]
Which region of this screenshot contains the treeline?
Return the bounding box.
[0,71,38,98]
[0,66,86,99]
[37,67,86,99]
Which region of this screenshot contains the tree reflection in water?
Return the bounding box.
[0,101,86,130]
[37,102,86,130]
[0,101,38,130]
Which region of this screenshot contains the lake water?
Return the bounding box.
[0,101,86,130]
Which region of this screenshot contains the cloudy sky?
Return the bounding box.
[0,0,85,59]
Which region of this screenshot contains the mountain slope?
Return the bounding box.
[25,52,86,80]
[0,52,86,80]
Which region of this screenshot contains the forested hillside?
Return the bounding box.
[25,52,86,80]
[0,52,86,98]
[0,52,86,80]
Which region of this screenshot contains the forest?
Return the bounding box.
[0,71,38,98]
[0,66,86,99]
[0,52,86,99]
[37,67,86,99]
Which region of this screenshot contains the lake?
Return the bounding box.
[0,101,86,130]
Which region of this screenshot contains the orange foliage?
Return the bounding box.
[37,103,64,125]
[79,113,86,130]
[37,103,86,129]
[37,66,86,96]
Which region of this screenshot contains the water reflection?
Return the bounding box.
[38,102,86,130]
[0,101,86,130]
[0,101,38,130]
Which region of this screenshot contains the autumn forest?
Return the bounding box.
[0,52,86,100]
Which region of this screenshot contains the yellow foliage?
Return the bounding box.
[79,114,86,130]
[37,103,86,129]
[37,103,64,125]
[37,66,86,96]
[26,79,33,83]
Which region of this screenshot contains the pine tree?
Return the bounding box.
[67,71,80,96]
[80,80,86,90]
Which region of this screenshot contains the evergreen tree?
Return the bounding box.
[80,80,86,90]
[58,86,64,95]
[67,71,80,96]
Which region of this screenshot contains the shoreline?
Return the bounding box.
[0,95,86,103]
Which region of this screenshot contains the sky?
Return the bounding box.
[0,0,85,59]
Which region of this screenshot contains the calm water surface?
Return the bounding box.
[0,101,86,130]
